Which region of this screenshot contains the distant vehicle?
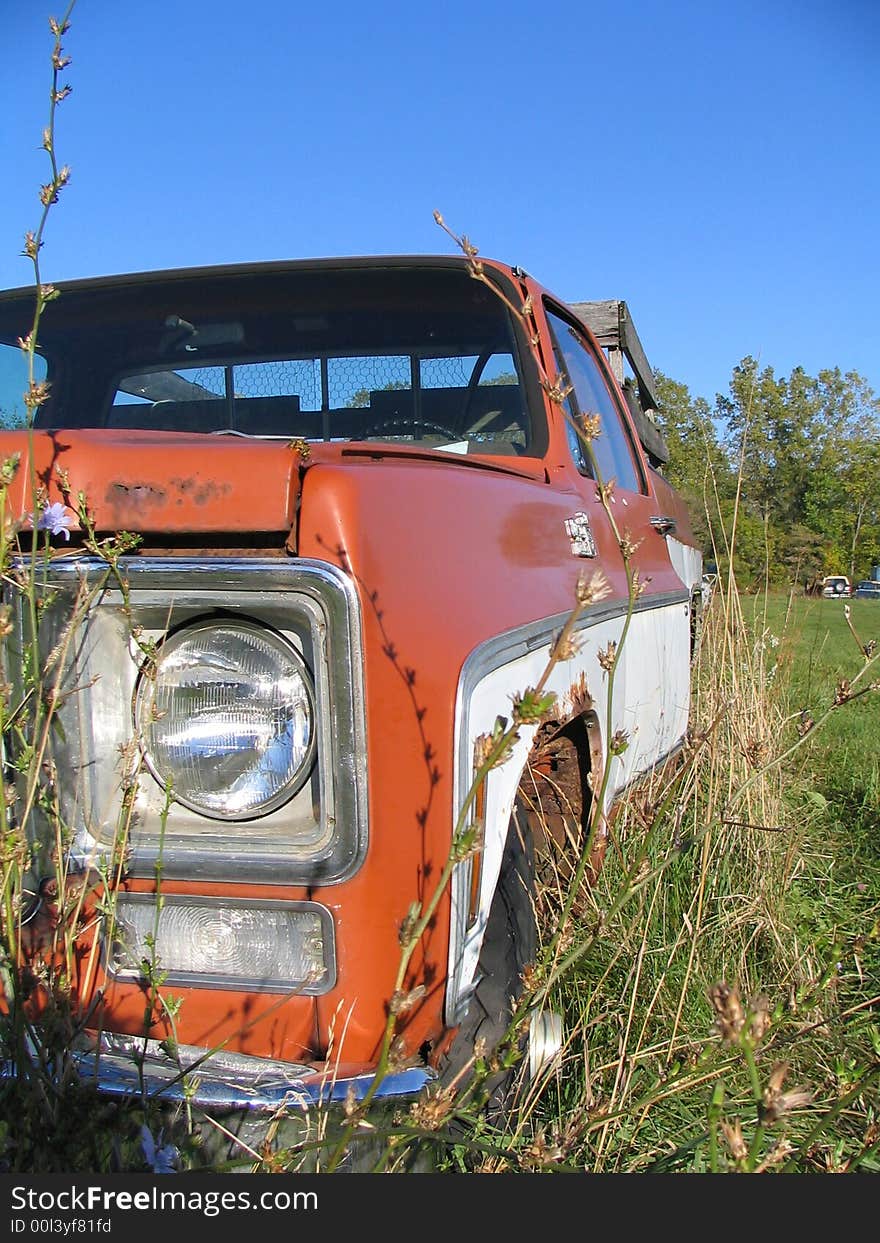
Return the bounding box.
[821,575,851,598]
[854,580,880,600]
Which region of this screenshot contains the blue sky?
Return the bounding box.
[1,0,877,406]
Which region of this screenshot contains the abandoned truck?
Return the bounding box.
[0,255,701,1137]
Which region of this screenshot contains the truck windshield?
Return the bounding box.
[16,264,538,457]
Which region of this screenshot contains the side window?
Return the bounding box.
[0,344,47,429]
[545,307,643,494]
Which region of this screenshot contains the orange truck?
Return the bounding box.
[0,255,701,1151]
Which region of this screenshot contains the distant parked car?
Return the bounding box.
[821,575,852,598]
[854,580,880,600]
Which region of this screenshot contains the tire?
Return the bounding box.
[439,803,536,1114]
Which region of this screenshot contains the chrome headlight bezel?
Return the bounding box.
[12,557,368,885]
[134,616,317,822]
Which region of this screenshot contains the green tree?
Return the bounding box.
[654,370,733,566]
[717,358,827,529]
[802,370,880,581]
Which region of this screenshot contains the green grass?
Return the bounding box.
[743,592,879,779]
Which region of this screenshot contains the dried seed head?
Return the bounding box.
[520,962,541,992]
[541,374,573,406]
[750,993,772,1044]
[552,631,581,662]
[520,1127,565,1169]
[743,734,770,768]
[629,570,649,598]
[762,1061,812,1122]
[610,728,629,756]
[410,1085,456,1131]
[710,982,746,1043]
[580,413,602,441]
[576,568,612,606]
[619,529,643,560]
[721,1118,748,1161]
[597,640,617,673]
[24,380,51,410]
[473,731,496,770]
[388,1035,412,1071]
[0,453,21,486]
[389,985,426,1016]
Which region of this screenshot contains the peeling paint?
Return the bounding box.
[106,482,167,508]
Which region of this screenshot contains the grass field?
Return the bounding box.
[743,592,879,789]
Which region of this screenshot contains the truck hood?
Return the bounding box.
[0,431,550,540]
[0,429,303,535]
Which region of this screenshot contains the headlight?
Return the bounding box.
[135,619,315,819]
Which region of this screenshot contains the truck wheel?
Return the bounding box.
[439,802,537,1114]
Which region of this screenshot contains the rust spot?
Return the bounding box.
[170,477,232,506]
[499,502,568,567]
[106,482,167,508]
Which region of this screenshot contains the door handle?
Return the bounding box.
[650,515,677,536]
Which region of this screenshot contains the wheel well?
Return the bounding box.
[516,711,607,876]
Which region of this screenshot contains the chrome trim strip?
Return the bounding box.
[1,1039,434,1112]
[9,556,368,885]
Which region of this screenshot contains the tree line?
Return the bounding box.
[655,359,880,588]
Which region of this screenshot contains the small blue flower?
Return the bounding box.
[140,1124,179,1174]
[36,500,73,541]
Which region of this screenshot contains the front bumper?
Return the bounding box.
[81,1034,434,1111]
[4,1033,435,1114]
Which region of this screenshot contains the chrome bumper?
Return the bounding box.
[6,1034,435,1114]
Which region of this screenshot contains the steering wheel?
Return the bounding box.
[363,417,461,441]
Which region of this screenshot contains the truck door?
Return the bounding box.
[542,303,693,788]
